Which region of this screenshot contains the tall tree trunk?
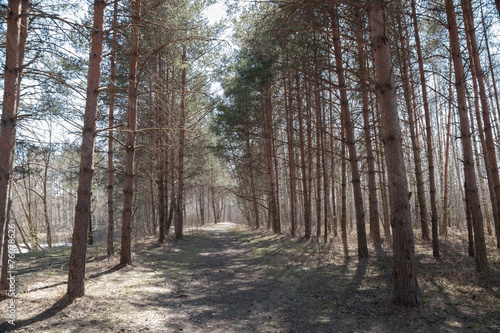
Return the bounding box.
[444,0,488,272]
[0,0,23,287]
[296,73,311,238]
[395,7,430,243]
[107,0,118,257]
[442,88,453,238]
[157,55,166,243]
[67,0,107,298]
[369,0,418,306]
[42,146,52,248]
[462,0,500,248]
[263,84,280,234]
[174,47,187,240]
[284,67,297,237]
[121,0,141,265]
[410,0,440,256]
[341,125,348,257]
[332,4,368,258]
[356,6,381,247]
[247,133,260,229]
[468,51,498,240]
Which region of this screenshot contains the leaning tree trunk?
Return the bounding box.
[444,0,488,272]
[121,0,141,265]
[369,0,418,307]
[67,0,106,298]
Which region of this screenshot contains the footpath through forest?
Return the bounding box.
[1,222,500,332]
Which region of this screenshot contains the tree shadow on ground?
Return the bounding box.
[0,296,71,331]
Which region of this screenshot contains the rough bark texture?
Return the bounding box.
[121,0,141,265]
[444,0,488,272]
[369,0,418,307]
[0,0,22,288]
[67,0,106,298]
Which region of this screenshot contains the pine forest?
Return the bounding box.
[1,0,500,331]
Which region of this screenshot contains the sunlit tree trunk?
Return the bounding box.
[0,1,23,291]
[121,0,141,265]
[67,0,107,297]
[369,0,418,306]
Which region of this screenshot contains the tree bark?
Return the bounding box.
[174,47,187,240]
[356,6,381,247]
[107,0,118,257]
[369,0,418,306]
[444,0,488,272]
[67,0,107,298]
[462,0,500,248]
[332,4,368,258]
[0,0,23,286]
[121,0,141,265]
[296,73,311,239]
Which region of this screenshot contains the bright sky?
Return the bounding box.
[203,2,227,25]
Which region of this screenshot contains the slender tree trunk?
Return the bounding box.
[445,0,488,272]
[262,84,280,234]
[370,0,418,306]
[462,0,500,248]
[0,198,12,298]
[356,7,381,247]
[442,91,452,238]
[107,0,118,257]
[285,68,297,237]
[174,47,187,240]
[67,0,107,297]
[332,4,368,258]
[247,134,260,229]
[121,0,141,265]
[296,73,311,239]
[395,8,430,244]
[149,165,156,235]
[411,0,440,256]
[341,125,348,257]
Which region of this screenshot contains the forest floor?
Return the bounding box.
[1,222,500,332]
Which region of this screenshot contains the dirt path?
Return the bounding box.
[0,223,288,332]
[2,222,500,332]
[153,222,284,332]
